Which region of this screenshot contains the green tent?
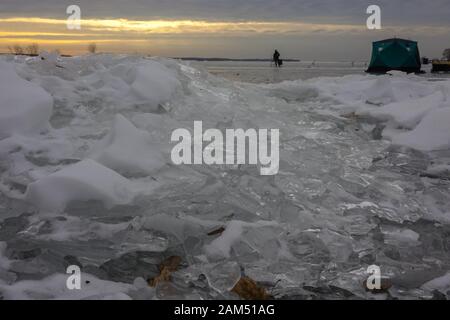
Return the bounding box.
[366,38,422,74]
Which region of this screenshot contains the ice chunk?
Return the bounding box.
[203,261,241,293]
[25,159,136,212]
[91,114,166,175]
[422,272,450,294]
[130,60,180,107]
[204,221,245,259]
[0,61,53,139]
[381,226,421,247]
[392,107,450,151]
[204,220,278,259]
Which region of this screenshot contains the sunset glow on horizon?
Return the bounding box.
[0,14,449,58]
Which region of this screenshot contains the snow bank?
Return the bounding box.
[0,61,53,139]
[393,107,450,151]
[25,159,136,212]
[362,91,445,129]
[317,75,437,106]
[291,74,450,152]
[91,114,166,175]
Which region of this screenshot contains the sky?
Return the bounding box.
[0,0,449,60]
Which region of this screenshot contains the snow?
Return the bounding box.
[204,220,245,259]
[0,273,133,300]
[362,91,445,129]
[130,60,181,108]
[392,107,450,151]
[290,74,450,152]
[91,114,166,175]
[24,159,137,212]
[0,61,53,139]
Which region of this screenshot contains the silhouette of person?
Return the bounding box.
[273,50,281,67]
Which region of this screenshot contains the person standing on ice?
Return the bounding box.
[273,50,282,67]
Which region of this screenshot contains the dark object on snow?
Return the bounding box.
[431,60,450,73]
[207,226,225,236]
[273,50,281,67]
[366,38,422,74]
[422,57,429,65]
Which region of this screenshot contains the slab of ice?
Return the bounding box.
[381,226,421,247]
[24,159,136,212]
[91,114,166,175]
[204,221,245,259]
[130,60,181,107]
[0,242,11,270]
[203,261,241,293]
[1,55,450,300]
[0,273,132,300]
[0,61,53,139]
[422,272,450,294]
[204,220,278,259]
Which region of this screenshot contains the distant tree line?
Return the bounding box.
[6,43,98,56]
[8,43,39,55]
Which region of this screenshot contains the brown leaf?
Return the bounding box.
[148,256,182,287]
[207,227,225,236]
[231,276,270,300]
[149,267,172,287]
[159,256,182,272]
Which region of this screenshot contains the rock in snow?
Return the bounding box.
[25,159,136,212]
[0,61,53,139]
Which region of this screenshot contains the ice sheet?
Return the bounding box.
[0,54,449,300]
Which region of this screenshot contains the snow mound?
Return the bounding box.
[25,159,136,212]
[392,107,450,151]
[91,114,166,175]
[130,61,181,107]
[291,74,450,151]
[0,61,53,139]
[363,91,446,129]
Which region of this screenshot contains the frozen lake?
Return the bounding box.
[191,60,444,83]
[192,60,368,83]
[0,54,450,300]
